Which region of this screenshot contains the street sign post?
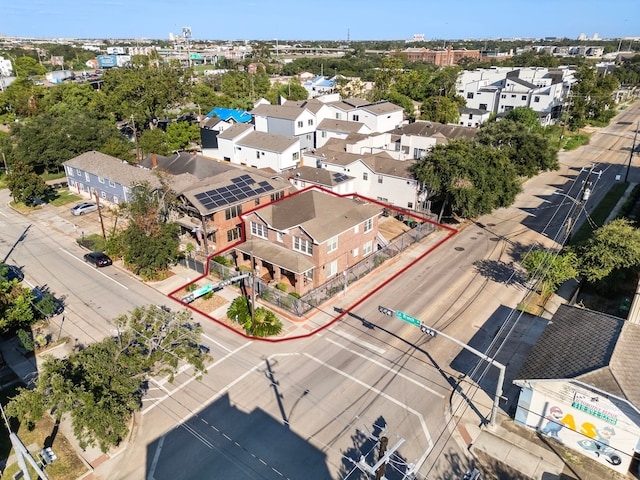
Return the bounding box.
[395,310,421,326]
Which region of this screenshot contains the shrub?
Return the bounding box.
[289,292,301,299]
[17,329,34,352]
[275,283,288,292]
[185,283,199,292]
[212,255,231,267]
[202,291,214,300]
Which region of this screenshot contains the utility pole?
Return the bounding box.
[375,436,388,480]
[94,190,107,241]
[625,121,639,182]
[130,114,141,162]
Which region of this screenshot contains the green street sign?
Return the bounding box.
[396,310,421,326]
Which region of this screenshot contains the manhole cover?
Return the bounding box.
[490,237,500,242]
[487,223,496,227]
[470,237,477,240]
[455,247,465,251]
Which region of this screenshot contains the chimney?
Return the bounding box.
[151,153,157,169]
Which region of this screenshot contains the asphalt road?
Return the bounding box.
[1,102,638,480]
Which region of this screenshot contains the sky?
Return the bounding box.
[2,0,639,41]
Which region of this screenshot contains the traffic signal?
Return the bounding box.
[378,305,395,316]
[420,324,436,337]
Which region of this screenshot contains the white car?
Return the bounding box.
[71,202,99,216]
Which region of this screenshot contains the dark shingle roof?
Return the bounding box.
[251,103,307,120]
[517,304,640,405]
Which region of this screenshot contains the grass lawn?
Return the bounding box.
[9,188,81,212]
[0,391,88,480]
[562,133,590,151]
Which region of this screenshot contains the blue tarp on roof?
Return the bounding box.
[206,107,252,123]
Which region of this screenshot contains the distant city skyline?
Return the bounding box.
[2,0,639,42]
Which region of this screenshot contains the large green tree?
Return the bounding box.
[165,121,201,151]
[100,60,193,128]
[13,56,47,78]
[577,218,640,284]
[521,249,579,297]
[420,96,461,124]
[412,139,521,218]
[476,115,558,177]
[109,181,180,280]
[5,110,127,173]
[6,162,49,205]
[6,305,209,452]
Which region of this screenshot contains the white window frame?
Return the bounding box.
[363,240,372,256]
[327,260,338,277]
[109,180,116,188]
[276,232,283,243]
[293,236,313,255]
[354,224,359,234]
[98,176,105,184]
[364,218,373,233]
[251,221,268,239]
[352,247,359,258]
[327,235,338,253]
[84,172,90,182]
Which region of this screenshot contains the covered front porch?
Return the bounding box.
[233,239,316,296]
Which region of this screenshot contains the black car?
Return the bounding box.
[84,252,112,267]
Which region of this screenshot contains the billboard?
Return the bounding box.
[97,55,117,68]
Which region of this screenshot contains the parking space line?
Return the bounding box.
[324,337,445,398]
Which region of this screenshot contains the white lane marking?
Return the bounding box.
[147,434,165,480]
[60,247,128,290]
[142,341,253,414]
[201,333,233,353]
[303,352,434,460]
[331,330,386,355]
[324,337,444,398]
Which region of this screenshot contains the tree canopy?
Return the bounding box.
[412,139,521,218]
[476,112,559,177]
[6,305,209,452]
[521,249,579,297]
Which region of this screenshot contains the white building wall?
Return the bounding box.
[232,141,300,172]
[321,160,420,209]
[515,379,640,475]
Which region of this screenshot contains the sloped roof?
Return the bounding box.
[342,97,371,107]
[257,189,382,243]
[182,170,290,214]
[251,103,307,120]
[361,154,416,179]
[317,119,367,133]
[236,131,299,153]
[516,304,640,406]
[287,166,354,187]
[390,121,477,141]
[459,107,490,116]
[359,101,403,115]
[506,77,538,90]
[64,151,161,189]
[235,238,315,274]
[217,122,254,140]
[206,107,252,123]
[283,98,327,114]
[140,152,239,180]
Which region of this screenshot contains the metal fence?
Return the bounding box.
[201,222,437,318]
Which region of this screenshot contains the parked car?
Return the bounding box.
[83,252,112,267]
[71,202,99,216]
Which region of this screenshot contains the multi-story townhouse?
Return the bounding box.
[236,188,382,295]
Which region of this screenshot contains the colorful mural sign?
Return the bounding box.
[517,382,639,474]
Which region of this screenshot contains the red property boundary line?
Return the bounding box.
[168,186,457,342]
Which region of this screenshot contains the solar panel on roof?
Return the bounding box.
[264,184,274,192]
[195,193,209,201]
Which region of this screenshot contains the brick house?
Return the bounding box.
[234,188,382,295]
[392,45,481,66]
